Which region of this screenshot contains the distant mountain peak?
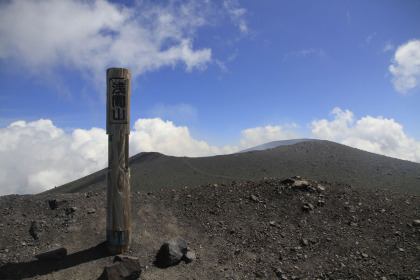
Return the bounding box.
[238,139,320,153]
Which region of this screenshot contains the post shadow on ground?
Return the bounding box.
[0,241,112,280]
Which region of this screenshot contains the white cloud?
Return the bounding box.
[215,49,239,72]
[239,125,301,149]
[284,48,325,60]
[310,107,355,140]
[311,107,420,163]
[389,39,420,94]
[0,0,247,88]
[346,11,351,25]
[224,0,249,36]
[130,118,232,157]
[383,41,395,52]
[366,33,376,44]
[0,119,108,195]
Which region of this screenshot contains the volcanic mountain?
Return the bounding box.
[48,140,420,196]
[1,139,419,279]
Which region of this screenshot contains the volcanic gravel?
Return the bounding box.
[1,177,419,279]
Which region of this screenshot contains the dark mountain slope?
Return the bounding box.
[237,138,319,153]
[45,140,420,195]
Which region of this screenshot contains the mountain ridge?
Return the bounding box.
[44,140,420,196]
[237,138,320,153]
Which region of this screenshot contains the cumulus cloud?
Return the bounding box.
[130,118,233,157]
[389,39,420,94]
[0,0,247,88]
[0,119,107,196]
[311,107,420,163]
[239,125,301,149]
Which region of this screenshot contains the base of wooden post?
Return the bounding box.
[106,229,131,254]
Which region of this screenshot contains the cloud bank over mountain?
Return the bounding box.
[1,107,420,196]
[311,108,420,163]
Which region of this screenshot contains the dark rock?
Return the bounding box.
[99,258,142,280]
[35,247,67,261]
[65,207,77,215]
[281,178,295,185]
[29,221,41,240]
[48,199,67,210]
[48,200,58,210]
[155,236,188,268]
[413,219,420,227]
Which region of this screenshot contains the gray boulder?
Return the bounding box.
[155,236,188,268]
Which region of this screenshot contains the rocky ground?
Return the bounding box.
[0,177,419,279]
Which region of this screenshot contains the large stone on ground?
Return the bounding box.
[29,221,41,240]
[155,236,188,268]
[35,248,67,261]
[99,257,142,280]
[292,180,312,191]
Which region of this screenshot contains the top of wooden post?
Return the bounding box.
[107,68,131,79]
[106,68,131,135]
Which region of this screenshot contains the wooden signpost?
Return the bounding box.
[106,68,131,254]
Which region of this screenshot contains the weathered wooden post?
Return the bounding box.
[106,68,131,254]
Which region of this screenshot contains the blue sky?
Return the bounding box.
[1,0,420,195]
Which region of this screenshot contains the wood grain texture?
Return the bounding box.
[106,68,131,254]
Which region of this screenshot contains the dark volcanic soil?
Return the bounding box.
[1,178,419,279]
[50,141,420,196]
